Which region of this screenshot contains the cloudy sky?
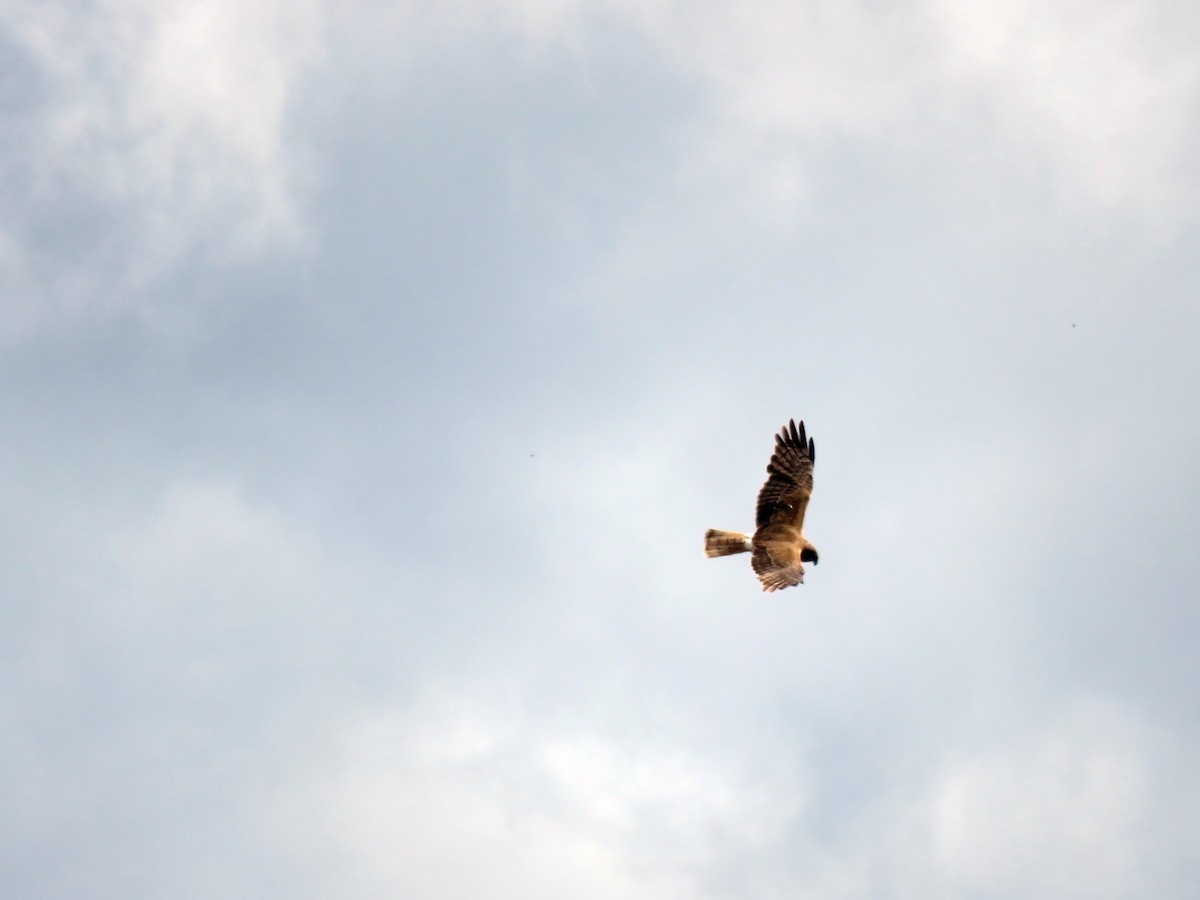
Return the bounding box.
[3,1,1200,896]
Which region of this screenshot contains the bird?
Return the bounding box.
[704,419,818,592]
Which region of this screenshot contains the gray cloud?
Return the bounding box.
[3,1,1199,897]
[0,0,320,337]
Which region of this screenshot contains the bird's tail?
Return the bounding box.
[704,529,753,558]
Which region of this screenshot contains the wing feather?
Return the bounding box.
[754,419,815,529]
[751,543,806,591]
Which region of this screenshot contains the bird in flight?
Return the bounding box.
[704,419,818,591]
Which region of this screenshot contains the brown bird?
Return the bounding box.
[704,419,818,591]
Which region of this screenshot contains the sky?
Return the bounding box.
[3,1,1199,896]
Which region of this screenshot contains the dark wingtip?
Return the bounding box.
[809,437,815,464]
[777,419,815,459]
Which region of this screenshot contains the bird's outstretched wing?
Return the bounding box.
[754,419,815,530]
[751,546,806,592]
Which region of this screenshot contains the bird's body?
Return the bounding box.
[705,419,818,592]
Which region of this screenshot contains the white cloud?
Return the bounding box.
[276,697,804,899]
[0,0,322,335]
[929,700,1150,897]
[930,0,1200,220]
[8,0,1191,338]
[462,0,1200,224]
[713,699,1170,899]
[4,4,1198,896]
[274,686,1182,898]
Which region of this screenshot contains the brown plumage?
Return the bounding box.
[704,419,818,592]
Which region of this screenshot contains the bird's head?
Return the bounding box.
[800,545,819,565]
